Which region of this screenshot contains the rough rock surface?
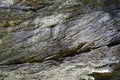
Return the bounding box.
[0,0,120,80]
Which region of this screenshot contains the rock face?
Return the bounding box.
[0,0,120,80]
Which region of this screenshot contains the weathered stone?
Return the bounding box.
[0,0,120,80]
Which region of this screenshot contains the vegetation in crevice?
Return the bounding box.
[62,42,87,57]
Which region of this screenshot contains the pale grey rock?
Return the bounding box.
[0,0,120,80]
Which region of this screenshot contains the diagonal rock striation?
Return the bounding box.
[0,0,120,80]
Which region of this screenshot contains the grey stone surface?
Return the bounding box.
[0,0,120,80]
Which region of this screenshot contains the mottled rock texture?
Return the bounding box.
[0,0,120,80]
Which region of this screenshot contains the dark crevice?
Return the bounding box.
[107,41,120,47]
[107,36,120,47]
